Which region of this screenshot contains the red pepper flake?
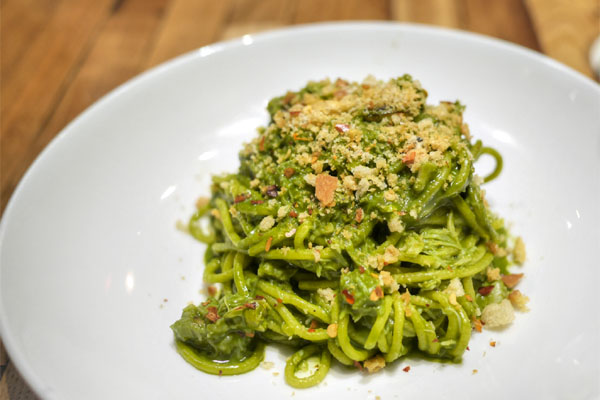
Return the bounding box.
[353,361,364,371]
[355,208,364,223]
[307,328,315,333]
[244,302,257,310]
[207,286,217,297]
[218,370,223,376]
[342,289,355,305]
[206,306,220,323]
[284,168,295,178]
[245,332,255,338]
[501,273,524,288]
[472,318,483,333]
[466,346,470,351]
[334,123,350,133]
[358,266,365,274]
[265,237,273,252]
[465,294,473,302]
[310,320,319,329]
[432,338,439,343]
[490,341,496,347]
[397,211,407,216]
[250,200,264,205]
[289,110,301,117]
[402,151,416,165]
[478,285,494,296]
[234,194,249,203]
[403,366,411,373]
[425,303,430,308]
[307,207,313,215]
[276,298,283,304]
[370,286,384,301]
[289,210,298,218]
[255,295,265,300]
[258,136,265,152]
[265,185,279,198]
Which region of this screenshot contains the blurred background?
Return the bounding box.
[1,0,599,397]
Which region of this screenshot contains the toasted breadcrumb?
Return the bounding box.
[363,355,386,374]
[486,267,501,282]
[508,290,530,311]
[443,277,465,298]
[513,237,526,265]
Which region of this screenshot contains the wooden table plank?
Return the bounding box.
[526,0,600,78]
[392,0,541,50]
[293,0,389,22]
[0,0,58,83]
[219,0,296,40]
[0,0,116,214]
[145,0,231,68]
[391,0,464,28]
[36,0,171,152]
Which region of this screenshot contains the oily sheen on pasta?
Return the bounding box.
[171,76,528,388]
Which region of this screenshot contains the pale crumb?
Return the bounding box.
[443,277,465,298]
[285,228,297,238]
[250,178,260,188]
[513,237,526,265]
[387,215,404,233]
[383,245,400,264]
[210,208,221,220]
[481,299,515,328]
[259,216,275,231]
[313,248,321,262]
[317,288,336,304]
[277,205,291,219]
[384,189,397,201]
[472,369,478,374]
[175,220,189,233]
[379,270,399,292]
[261,361,275,370]
[486,267,501,282]
[303,173,317,186]
[273,372,279,376]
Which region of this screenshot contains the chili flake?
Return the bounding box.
[478,285,495,296]
[342,289,355,305]
[265,236,273,252]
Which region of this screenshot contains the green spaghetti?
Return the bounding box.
[171,75,529,388]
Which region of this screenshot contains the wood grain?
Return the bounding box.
[526,0,600,77]
[145,0,231,67]
[1,0,115,213]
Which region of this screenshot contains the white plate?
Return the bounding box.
[1,23,599,400]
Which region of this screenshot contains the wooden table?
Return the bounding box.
[1,0,598,398]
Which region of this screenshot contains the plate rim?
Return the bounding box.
[0,21,598,399]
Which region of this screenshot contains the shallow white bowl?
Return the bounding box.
[1,23,599,400]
